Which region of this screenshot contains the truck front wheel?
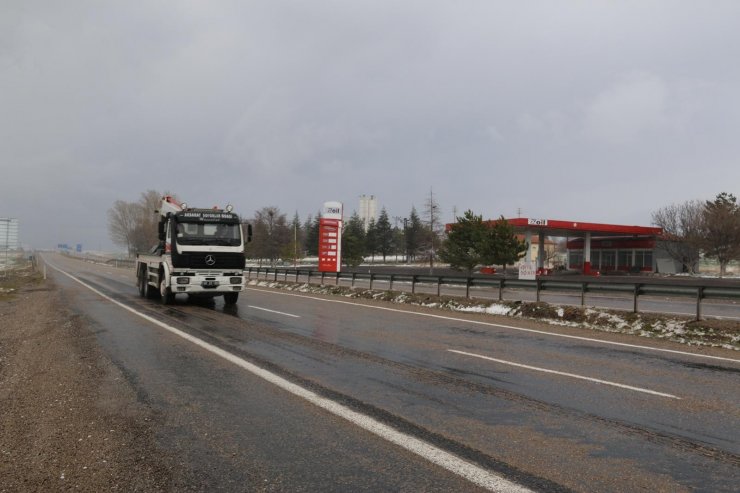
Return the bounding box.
[223,292,239,305]
[160,277,175,305]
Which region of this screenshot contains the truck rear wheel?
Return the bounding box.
[137,268,146,297]
[223,292,239,305]
[139,268,156,299]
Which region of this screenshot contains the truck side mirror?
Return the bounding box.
[158,219,165,241]
[246,224,253,243]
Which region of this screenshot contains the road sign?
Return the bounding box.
[519,262,536,280]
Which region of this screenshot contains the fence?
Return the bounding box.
[245,267,740,321]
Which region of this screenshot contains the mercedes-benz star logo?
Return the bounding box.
[205,255,216,266]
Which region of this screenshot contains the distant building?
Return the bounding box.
[359,195,377,232]
[0,218,20,250]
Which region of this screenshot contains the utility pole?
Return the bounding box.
[403,217,408,264]
[429,188,436,274]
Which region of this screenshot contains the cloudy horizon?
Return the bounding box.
[2,1,738,251]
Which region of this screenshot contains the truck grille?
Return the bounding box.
[173,252,245,270]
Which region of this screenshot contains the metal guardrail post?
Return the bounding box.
[498,280,503,301]
[369,273,374,290]
[536,279,542,302]
[390,274,394,291]
[437,277,442,297]
[465,277,471,299]
[335,272,340,285]
[633,284,641,313]
[307,270,311,285]
[274,270,278,282]
[696,286,704,321]
[320,271,325,285]
[351,272,356,287]
[581,282,586,306]
[412,275,417,294]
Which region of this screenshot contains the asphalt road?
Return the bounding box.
[42,253,740,492]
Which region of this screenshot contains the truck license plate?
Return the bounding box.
[201,280,219,288]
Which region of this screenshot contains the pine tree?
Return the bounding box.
[341,212,366,267]
[405,206,423,262]
[304,211,321,256]
[375,208,394,262]
[484,216,527,276]
[438,210,487,274]
[365,217,378,263]
[281,212,303,264]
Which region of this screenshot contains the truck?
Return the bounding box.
[135,196,251,305]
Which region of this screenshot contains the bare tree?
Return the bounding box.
[107,200,140,257]
[652,200,704,273]
[246,206,290,266]
[423,189,443,271]
[107,190,170,257]
[701,192,740,277]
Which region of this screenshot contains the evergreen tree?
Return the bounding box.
[405,206,423,262]
[438,210,487,274]
[341,212,366,267]
[484,216,527,275]
[281,212,303,264]
[304,211,321,256]
[365,218,378,263]
[375,208,394,262]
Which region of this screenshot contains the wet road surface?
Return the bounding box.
[42,254,740,492]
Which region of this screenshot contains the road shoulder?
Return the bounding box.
[0,274,172,491]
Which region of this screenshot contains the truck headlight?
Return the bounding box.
[177,277,190,285]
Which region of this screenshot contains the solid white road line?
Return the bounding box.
[448,349,681,400]
[248,305,301,318]
[246,287,740,364]
[45,260,531,493]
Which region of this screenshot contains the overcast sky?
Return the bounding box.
[2,1,739,251]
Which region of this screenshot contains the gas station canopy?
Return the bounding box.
[503,218,662,237]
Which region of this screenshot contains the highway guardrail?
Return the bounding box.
[246,267,740,321]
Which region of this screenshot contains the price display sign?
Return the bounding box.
[318,201,343,272]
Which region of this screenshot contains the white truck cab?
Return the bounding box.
[136,196,251,305]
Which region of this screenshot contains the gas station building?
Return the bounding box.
[504,218,664,275]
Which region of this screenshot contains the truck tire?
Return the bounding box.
[223,292,239,305]
[160,276,175,305]
[139,268,157,299]
[137,268,147,297]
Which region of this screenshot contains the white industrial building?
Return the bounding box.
[0,218,20,250]
[358,195,377,232]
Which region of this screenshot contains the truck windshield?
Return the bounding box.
[176,222,242,247]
